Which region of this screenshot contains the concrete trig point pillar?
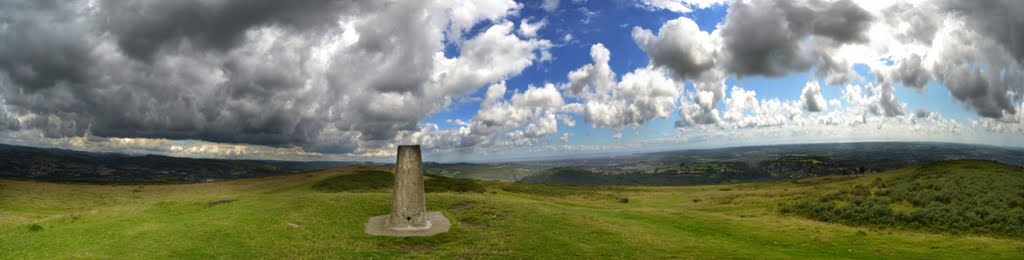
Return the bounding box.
[365,145,450,236]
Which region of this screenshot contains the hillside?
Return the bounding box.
[2,162,1024,258]
[0,143,356,183]
[783,160,1024,238]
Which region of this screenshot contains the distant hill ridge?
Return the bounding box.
[431,142,1024,185]
[0,143,358,183]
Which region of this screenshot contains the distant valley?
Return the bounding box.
[3,142,1023,185]
[425,142,1024,185]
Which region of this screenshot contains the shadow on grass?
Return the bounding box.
[311,170,484,193]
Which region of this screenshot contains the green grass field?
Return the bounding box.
[2,163,1023,259]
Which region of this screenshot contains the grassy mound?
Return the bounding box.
[311,170,484,193]
[311,170,394,192]
[782,160,1024,238]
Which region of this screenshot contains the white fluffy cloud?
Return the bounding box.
[632,17,717,80]
[631,16,725,128]
[563,44,682,133]
[565,44,617,97]
[517,18,547,38]
[398,81,573,153]
[449,0,1023,156]
[635,0,1022,136]
[701,82,961,141]
[718,86,800,129]
[843,83,906,117]
[799,81,828,112]
[639,0,729,13]
[0,129,332,161]
[541,0,560,12]
[434,21,554,96]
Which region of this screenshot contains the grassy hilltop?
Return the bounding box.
[2,162,1024,258]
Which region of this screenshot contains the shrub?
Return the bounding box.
[780,160,1024,238]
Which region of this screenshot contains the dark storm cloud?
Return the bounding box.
[926,0,1024,118]
[888,54,931,89]
[812,49,857,85]
[719,0,813,77]
[941,0,1024,64]
[98,0,374,61]
[810,0,874,44]
[937,65,1017,118]
[0,0,334,147]
[719,0,874,78]
[914,108,929,118]
[0,0,542,154]
[0,1,96,91]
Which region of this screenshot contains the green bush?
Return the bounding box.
[781,160,1024,238]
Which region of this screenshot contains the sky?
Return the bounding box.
[0,0,1022,162]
